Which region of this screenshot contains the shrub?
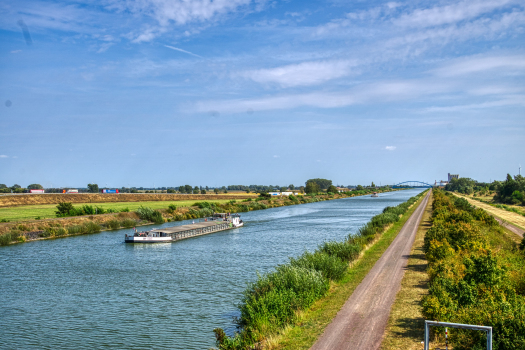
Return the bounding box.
[151,211,164,224]
[320,241,361,262]
[56,202,74,216]
[107,220,120,230]
[289,251,348,281]
[121,219,136,228]
[120,207,130,212]
[136,206,155,220]
[236,204,249,212]
[0,232,12,246]
[237,265,329,338]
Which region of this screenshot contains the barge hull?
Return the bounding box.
[125,221,239,243]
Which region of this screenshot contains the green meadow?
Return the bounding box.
[0,199,234,222]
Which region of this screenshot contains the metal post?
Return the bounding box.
[445,327,448,350]
[487,328,492,350]
[424,322,429,350]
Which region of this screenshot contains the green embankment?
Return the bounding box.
[422,190,525,349]
[214,190,428,350]
[0,191,394,246]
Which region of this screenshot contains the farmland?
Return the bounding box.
[0,192,256,208]
[0,199,235,222]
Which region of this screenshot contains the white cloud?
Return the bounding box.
[432,54,525,77]
[386,9,525,49]
[194,79,442,113]
[240,60,358,87]
[420,97,525,113]
[106,0,257,42]
[394,0,515,28]
[385,146,396,151]
[273,155,279,158]
[0,155,8,158]
[10,50,22,54]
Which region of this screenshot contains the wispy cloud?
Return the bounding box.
[10,50,22,54]
[0,155,9,158]
[107,0,258,42]
[432,54,525,77]
[420,97,525,113]
[164,45,202,58]
[193,79,442,113]
[394,0,515,28]
[239,60,358,87]
[385,146,396,151]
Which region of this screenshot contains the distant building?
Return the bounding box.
[448,173,459,182]
[269,191,300,196]
[434,180,448,187]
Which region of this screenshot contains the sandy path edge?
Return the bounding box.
[451,194,524,238]
[310,191,430,350]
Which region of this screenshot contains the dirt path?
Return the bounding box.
[310,191,430,350]
[452,194,524,238]
[493,217,524,238]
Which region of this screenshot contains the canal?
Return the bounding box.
[0,189,424,349]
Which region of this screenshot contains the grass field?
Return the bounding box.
[270,192,428,350]
[0,199,234,222]
[0,193,256,208]
[381,191,432,350]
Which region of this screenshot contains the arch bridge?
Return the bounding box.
[392,181,433,189]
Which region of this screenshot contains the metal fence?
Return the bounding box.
[424,320,492,350]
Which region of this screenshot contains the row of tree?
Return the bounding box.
[1,181,378,195]
[445,174,525,205]
[0,184,43,193]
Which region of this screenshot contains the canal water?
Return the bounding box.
[0,189,424,350]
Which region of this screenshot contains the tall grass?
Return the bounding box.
[136,206,164,224]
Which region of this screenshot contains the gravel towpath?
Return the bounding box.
[310,191,430,350]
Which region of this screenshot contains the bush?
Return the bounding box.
[56,202,74,216]
[121,219,136,228]
[422,190,525,349]
[0,232,12,246]
[107,220,120,230]
[237,265,329,339]
[320,241,361,262]
[136,206,155,220]
[289,251,348,281]
[193,202,211,209]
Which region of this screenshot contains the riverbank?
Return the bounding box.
[213,190,428,350]
[0,189,397,246]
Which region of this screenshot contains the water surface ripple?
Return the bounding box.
[0,189,423,349]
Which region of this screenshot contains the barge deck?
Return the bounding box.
[125,214,243,243]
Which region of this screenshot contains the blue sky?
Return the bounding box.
[1,0,524,188]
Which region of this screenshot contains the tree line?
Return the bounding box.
[445,174,525,205]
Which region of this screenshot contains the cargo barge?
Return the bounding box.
[125,213,243,243]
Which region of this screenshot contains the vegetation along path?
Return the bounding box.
[310,191,430,350]
[453,193,524,237]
